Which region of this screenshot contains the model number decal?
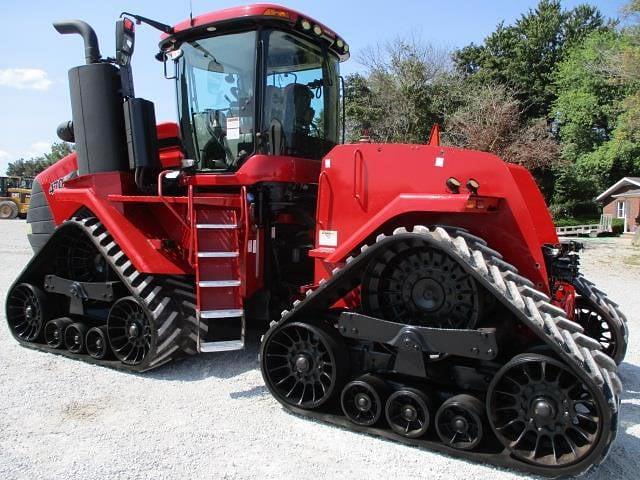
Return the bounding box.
[49,178,64,195]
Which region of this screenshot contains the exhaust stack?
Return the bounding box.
[54,20,128,176]
[53,20,101,65]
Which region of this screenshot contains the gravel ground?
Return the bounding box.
[0,220,639,480]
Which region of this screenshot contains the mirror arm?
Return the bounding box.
[120,12,174,34]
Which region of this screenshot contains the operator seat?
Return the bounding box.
[283,84,314,134]
[282,84,315,156]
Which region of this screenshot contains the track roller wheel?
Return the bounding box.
[487,353,603,468]
[435,394,485,450]
[86,326,110,360]
[44,317,73,349]
[108,297,152,365]
[64,322,88,353]
[341,374,390,426]
[261,321,347,409]
[575,297,626,365]
[6,283,48,342]
[385,388,432,438]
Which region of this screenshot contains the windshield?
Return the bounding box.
[263,30,340,160]
[177,31,257,171]
[175,29,340,170]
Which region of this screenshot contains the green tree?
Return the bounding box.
[553,31,627,163]
[454,0,610,120]
[6,142,74,177]
[551,1,640,214]
[345,38,451,143]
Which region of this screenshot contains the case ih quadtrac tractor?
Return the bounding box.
[5,4,627,476]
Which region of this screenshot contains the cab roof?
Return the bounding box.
[167,4,337,38]
[160,3,349,61]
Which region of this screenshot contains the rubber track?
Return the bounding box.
[12,217,197,372]
[262,225,622,477]
[573,275,629,363]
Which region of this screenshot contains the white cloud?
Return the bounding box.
[0,68,52,91]
[26,141,51,156]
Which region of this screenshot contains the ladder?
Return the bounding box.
[193,200,245,353]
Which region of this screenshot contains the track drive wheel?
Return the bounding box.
[435,394,485,450]
[261,321,347,409]
[108,297,152,366]
[385,388,432,438]
[44,317,73,348]
[487,354,603,468]
[341,374,390,426]
[6,283,48,342]
[362,244,482,329]
[574,297,626,365]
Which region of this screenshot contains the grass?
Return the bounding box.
[554,216,600,227]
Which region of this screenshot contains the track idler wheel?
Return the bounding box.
[108,297,152,365]
[44,317,73,349]
[86,326,110,360]
[435,394,485,450]
[6,283,48,342]
[385,388,432,438]
[487,353,603,468]
[261,321,347,409]
[341,374,390,426]
[64,322,89,353]
[575,297,626,365]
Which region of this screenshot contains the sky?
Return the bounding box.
[0,0,629,175]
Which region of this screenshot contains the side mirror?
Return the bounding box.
[115,18,135,66]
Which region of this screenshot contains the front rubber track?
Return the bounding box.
[6,216,198,372]
[260,225,621,478]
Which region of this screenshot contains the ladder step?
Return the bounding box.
[196,224,238,229]
[200,309,244,319]
[198,280,241,288]
[198,251,239,258]
[200,340,244,353]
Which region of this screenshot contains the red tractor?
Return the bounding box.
[6,4,625,476]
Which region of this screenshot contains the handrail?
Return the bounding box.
[316,171,329,229]
[241,186,250,274]
[187,184,195,266]
[353,148,365,208]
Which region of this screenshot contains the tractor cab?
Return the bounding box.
[158,5,349,171]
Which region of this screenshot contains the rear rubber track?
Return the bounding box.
[8,216,198,372]
[260,225,622,477]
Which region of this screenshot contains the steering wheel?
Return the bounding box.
[202,109,235,168]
